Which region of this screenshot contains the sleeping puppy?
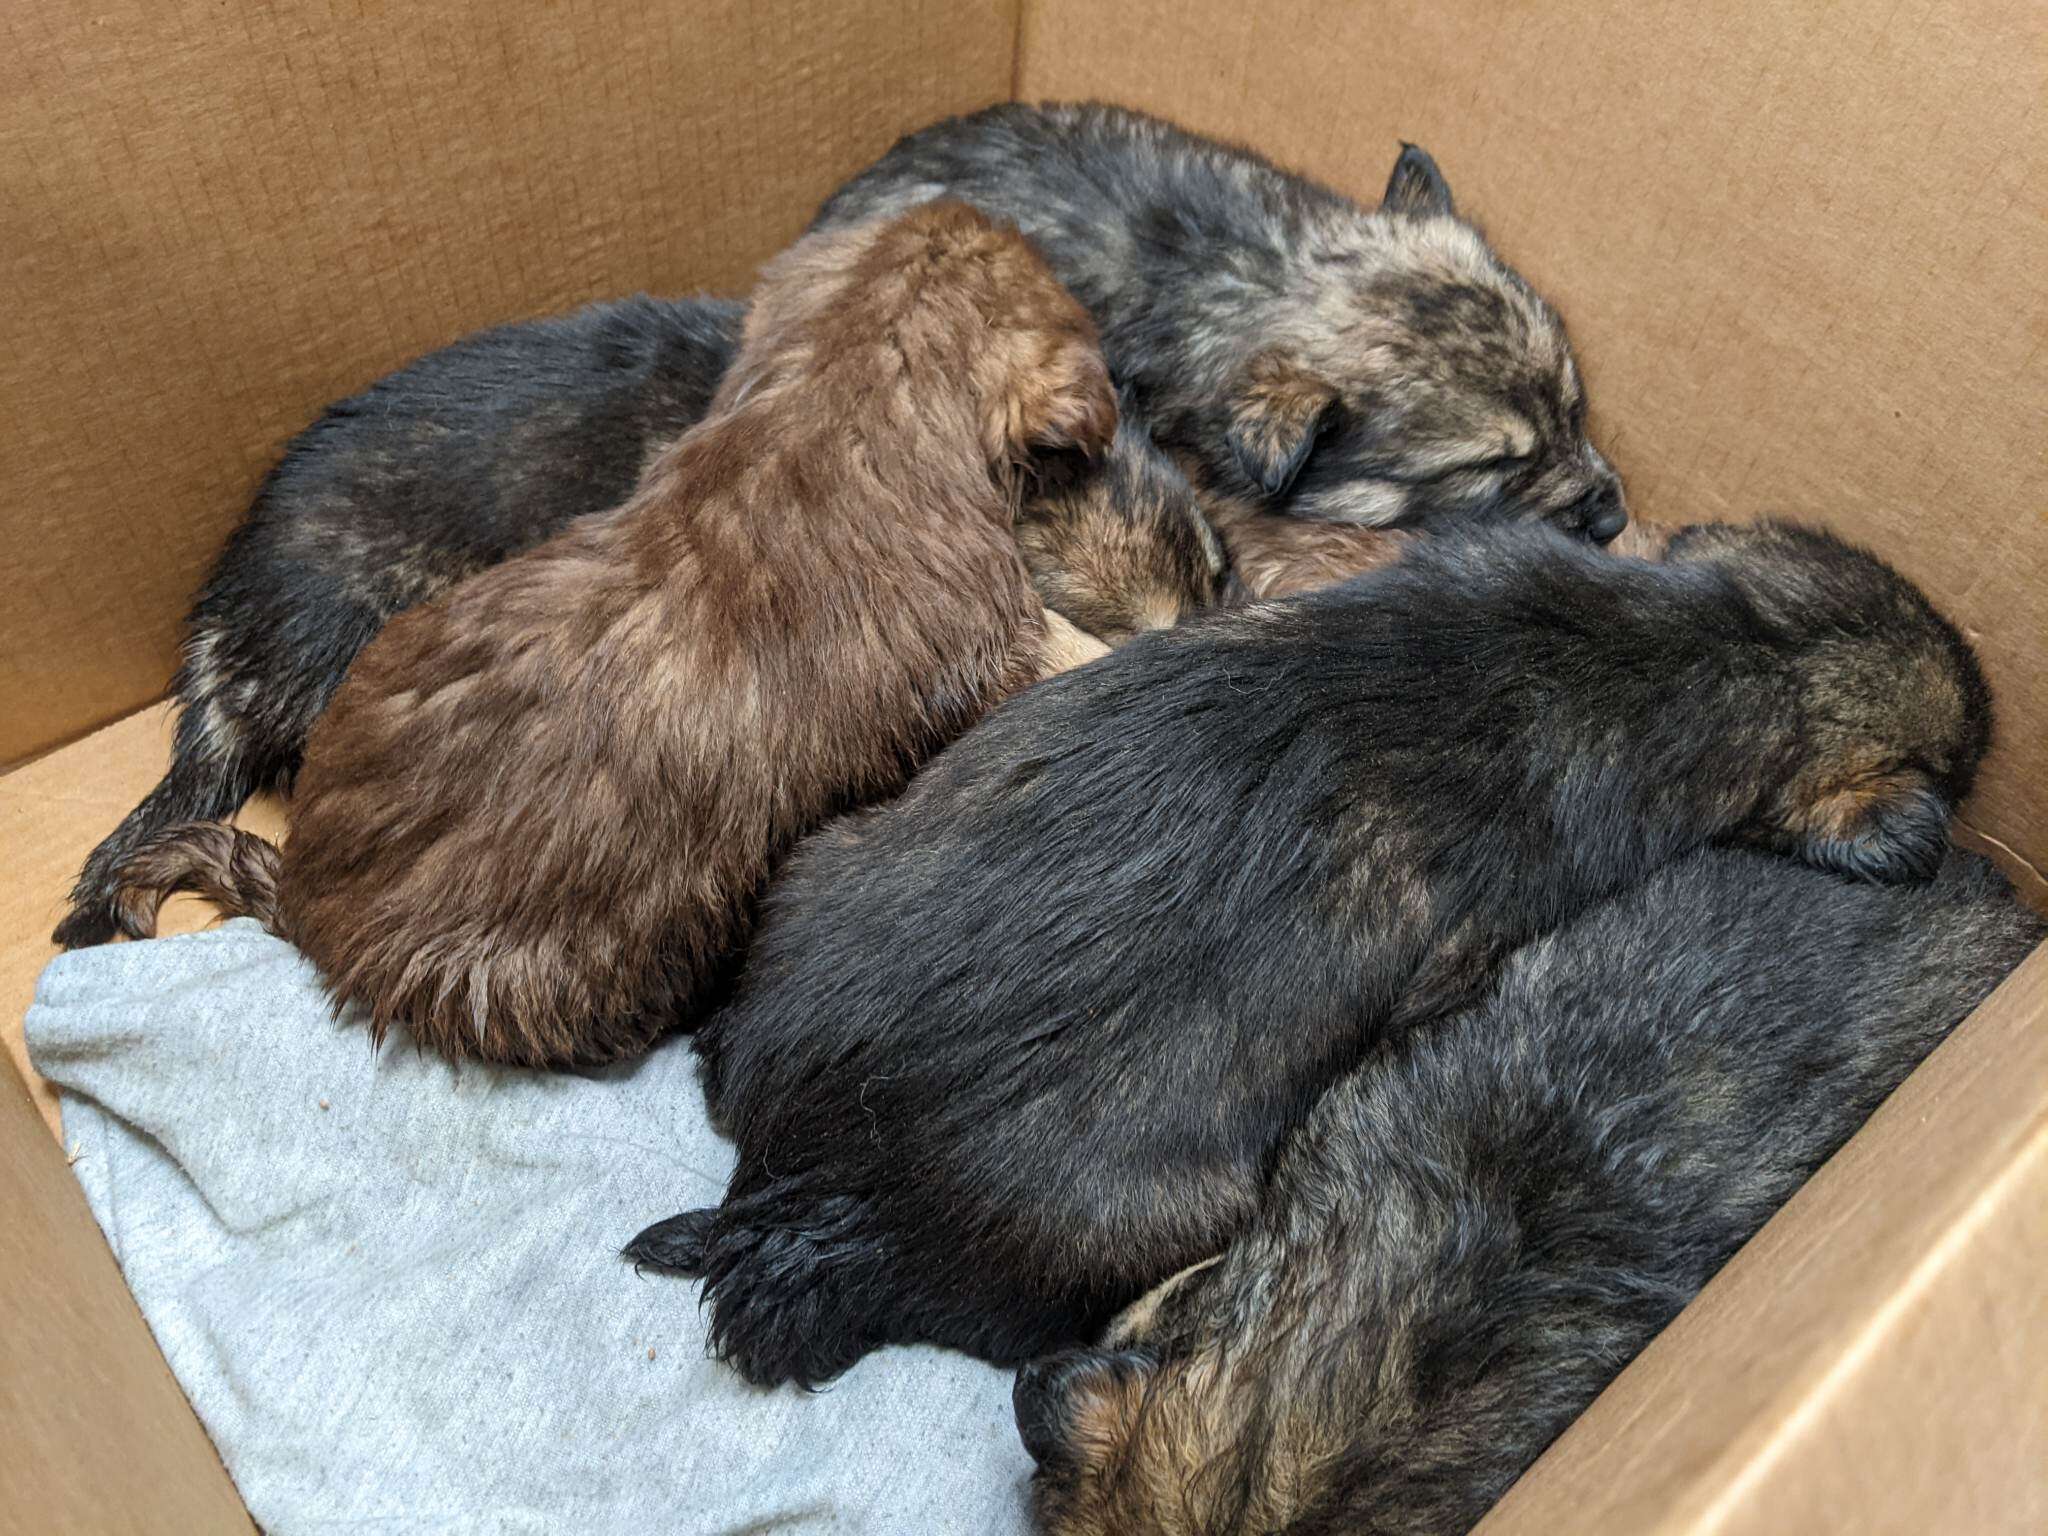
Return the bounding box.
[628,518,1992,1385]
[1018,847,2044,1536]
[815,102,1627,539]
[102,202,1118,1069]
[57,309,1234,949]
[1018,393,1245,638]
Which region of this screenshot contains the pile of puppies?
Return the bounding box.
[60,103,2040,1534]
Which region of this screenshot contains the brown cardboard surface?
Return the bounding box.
[1020,0,2048,876]
[0,1060,250,1533]
[1,0,1018,770]
[1476,943,2048,1536]
[1,708,287,1143]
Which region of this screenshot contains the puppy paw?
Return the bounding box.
[677,1192,889,1388]
[52,902,123,949]
[1032,610,1112,681]
[1789,775,1951,885]
[622,1208,717,1275]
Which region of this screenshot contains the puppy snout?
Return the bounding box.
[1566,476,1629,544]
[1587,499,1629,544]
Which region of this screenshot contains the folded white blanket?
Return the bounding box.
[29,922,1031,1535]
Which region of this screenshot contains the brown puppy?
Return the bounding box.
[107,202,1117,1068]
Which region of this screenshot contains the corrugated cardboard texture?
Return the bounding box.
[0,1060,250,1533]
[1476,943,2048,1536]
[1020,0,2048,876]
[1,0,1018,770]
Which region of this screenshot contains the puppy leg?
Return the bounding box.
[629,1191,892,1389]
[1034,610,1112,678]
[1209,503,1413,599]
[55,744,259,947]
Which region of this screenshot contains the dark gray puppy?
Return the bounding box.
[814,102,1626,538]
[628,519,1991,1386]
[1018,847,2043,1536]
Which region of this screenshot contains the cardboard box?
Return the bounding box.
[2,1,2041,1529]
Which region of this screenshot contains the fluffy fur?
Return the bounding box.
[60,300,1239,948]
[628,518,1992,1385]
[1205,495,1413,599]
[104,203,1118,1068]
[815,103,1626,539]
[1019,395,1244,639]
[1020,847,2044,1536]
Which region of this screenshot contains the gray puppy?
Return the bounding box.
[1018,847,2042,1536]
[815,102,1626,539]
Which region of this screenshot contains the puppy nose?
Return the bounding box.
[1588,501,1630,543]
[1566,476,1628,544]
[1013,1359,1063,1465]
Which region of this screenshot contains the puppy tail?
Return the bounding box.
[105,821,284,940]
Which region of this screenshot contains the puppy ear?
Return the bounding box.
[1791,773,1951,885]
[1227,351,1338,496]
[1382,142,1456,218]
[1013,1347,1155,1469]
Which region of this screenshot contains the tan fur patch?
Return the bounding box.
[1206,495,1414,599]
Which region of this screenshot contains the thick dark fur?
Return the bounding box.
[53,296,745,949]
[815,103,1626,538]
[103,203,1119,1068]
[1019,847,2044,1536]
[628,519,1991,1385]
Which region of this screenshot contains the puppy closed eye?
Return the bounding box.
[1369,445,1529,487]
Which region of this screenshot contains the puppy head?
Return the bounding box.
[1223,145,1625,543]
[1668,520,1993,883]
[1019,406,1243,644]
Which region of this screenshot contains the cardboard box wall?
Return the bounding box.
[1,0,2042,1529]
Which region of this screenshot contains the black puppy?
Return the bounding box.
[54,295,743,948]
[1018,847,2042,1536]
[815,102,1626,538]
[628,519,1991,1385]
